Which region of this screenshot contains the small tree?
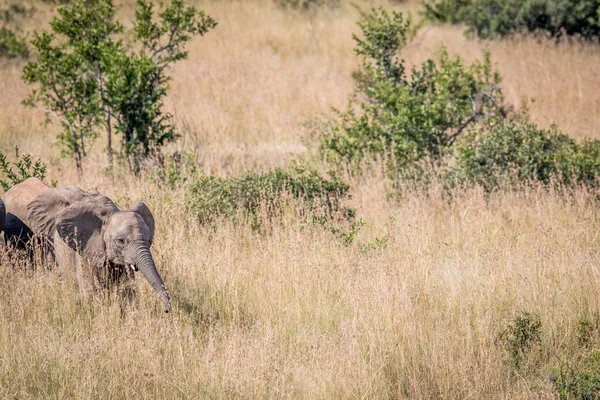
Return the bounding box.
[320,8,506,171]
[22,0,216,172]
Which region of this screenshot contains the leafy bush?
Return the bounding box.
[325,7,600,192]
[423,0,600,40]
[448,119,600,190]
[498,311,542,370]
[0,27,28,59]
[577,314,600,347]
[552,350,600,399]
[319,7,506,172]
[186,164,350,226]
[0,2,35,60]
[0,147,47,192]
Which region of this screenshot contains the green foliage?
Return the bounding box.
[552,350,600,399]
[114,0,217,160]
[22,0,216,171]
[324,6,600,192]
[0,27,28,59]
[358,233,389,252]
[340,218,366,245]
[422,0,600,40]
[448,119,600,190]
[160,150,198,188]
[577,314,600,347]
[320,7,505,172]
[421,0,471,24]
[0,2,35,60]
[0,147,47,192]
[498,311,542,370]
[186,164,350,227]
[23,0,122,171]
[277,0,340,11]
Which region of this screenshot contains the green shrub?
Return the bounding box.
[277,0,340,11]
[0,147,48,192]
[423,0,600,40]
[186,164,350,226]
[498,311,542,370]
[0,3,38,60]
[577,314,600,347]
[552,350,600,399]
[421,0,471,24]
[448,119,600,190]
[0,27,28,59]
[566,139,600,186]
[319,7,506,172]
[323,6,600,192]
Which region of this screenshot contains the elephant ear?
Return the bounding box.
[27,186,95,239]
[128,202,155,242]
[28,189,77,239]
[55,197,117,261]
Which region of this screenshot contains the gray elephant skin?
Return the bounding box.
[0,198,5,246]
[2,177,170,313]
[2,177,48,248]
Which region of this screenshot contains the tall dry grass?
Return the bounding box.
[3,178,600,398]
[1,0,600,398]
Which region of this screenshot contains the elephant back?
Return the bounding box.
[2,177,50,225]
[27,186,116,242]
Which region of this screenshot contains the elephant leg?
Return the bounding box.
[75,258,96,298]
[54,232,75,280]
[54,232,94,296]
[0,233,6,267]
[118,278,138,313]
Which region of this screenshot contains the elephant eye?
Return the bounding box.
[116,238,125,246]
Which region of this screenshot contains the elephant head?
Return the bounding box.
[27,190,170,313]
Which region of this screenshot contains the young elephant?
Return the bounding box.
[26,184,170,313]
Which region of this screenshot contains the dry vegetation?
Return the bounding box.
[1,0,600,398]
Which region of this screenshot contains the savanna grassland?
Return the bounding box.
[1,0,600,398]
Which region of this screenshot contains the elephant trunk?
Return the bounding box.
[135,246,170,313]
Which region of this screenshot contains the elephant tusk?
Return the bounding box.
[129,263,138,272]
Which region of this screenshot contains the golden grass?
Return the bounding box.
[1,0,600,398]
[3,179,600,398]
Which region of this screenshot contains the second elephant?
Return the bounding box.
[0,198,5,247]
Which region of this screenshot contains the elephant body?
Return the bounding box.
[2,178,170,312]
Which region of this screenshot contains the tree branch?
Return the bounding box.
[448,97,483,146]
[151,18,182,63]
